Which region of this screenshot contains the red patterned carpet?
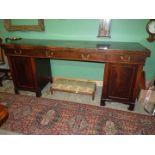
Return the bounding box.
[0,92,155,135]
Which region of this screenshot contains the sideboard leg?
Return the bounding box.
[128,104,135,111]
[100,99,106,106]
[14,88,19,94]
[36,91,42,97]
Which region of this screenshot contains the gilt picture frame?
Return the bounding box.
[97,19,112,37]
[4,19,45,32]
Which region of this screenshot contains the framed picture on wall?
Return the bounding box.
[97,19,112,37]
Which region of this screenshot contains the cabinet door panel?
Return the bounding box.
[103,63,137,102]
[10,56,35,89]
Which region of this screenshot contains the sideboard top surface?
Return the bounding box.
[1,39,150,53]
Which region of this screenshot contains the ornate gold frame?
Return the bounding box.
[4,19,45,31]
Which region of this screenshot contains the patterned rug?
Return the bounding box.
[0,92,155,135]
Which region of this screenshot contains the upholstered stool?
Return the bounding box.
[0,104,9,126]
[51,78,96,100]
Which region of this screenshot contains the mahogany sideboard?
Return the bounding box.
[1,39,150,110]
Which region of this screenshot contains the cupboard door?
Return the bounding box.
[10,56,35,90]
[102,63,138,103]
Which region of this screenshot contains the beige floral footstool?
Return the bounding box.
[50,78,96,100]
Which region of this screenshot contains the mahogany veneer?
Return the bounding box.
[1,39,150,110]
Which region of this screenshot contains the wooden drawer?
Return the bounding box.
[45,48,83,60]
[4,48,46,57]
[45,48,109,62]
[105,54,146,64]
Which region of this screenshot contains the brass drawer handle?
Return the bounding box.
[50,51,54,56]
[49,49,55,56]
[81,54,90,60]
[14,50,22,55]
[120,56,131,62]
[45,50,54,57]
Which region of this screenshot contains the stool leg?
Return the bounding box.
[92,84,96,100]
[92,92,95,100]
[50,87,53,94]
[14,88,19,94]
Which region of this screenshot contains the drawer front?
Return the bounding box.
[4,48,46,57]
[45,48,83,60]
[45,48,108,62]
[4,48,16,55]
[105,54,146,64]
